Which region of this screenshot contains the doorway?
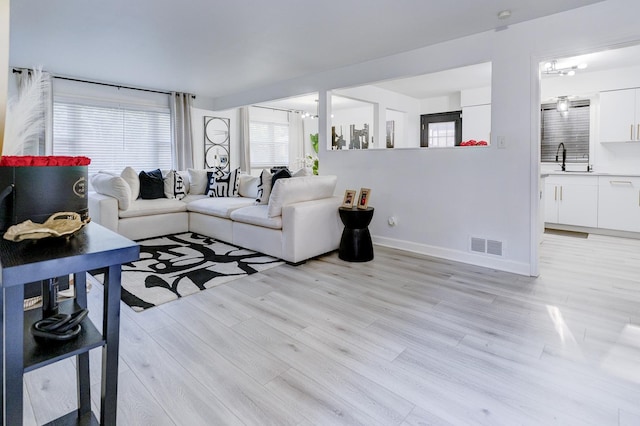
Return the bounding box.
[535,42,640,275]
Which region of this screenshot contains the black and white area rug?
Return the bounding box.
[94,232,283,312]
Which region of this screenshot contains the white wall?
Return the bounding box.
[210,0,640,275]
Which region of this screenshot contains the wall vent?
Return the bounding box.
[470,237,486,253]
[470,237,504,257]
[486,239,503,256]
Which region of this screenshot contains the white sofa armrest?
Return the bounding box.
[88,191,119,232]
[282,196,342,263]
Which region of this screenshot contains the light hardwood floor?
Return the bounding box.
[23,233,640,425]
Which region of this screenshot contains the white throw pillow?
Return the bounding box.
[238,174,259,198]
[90,172,132,210]
[120,166,139,200]
[292,167,313,177]
[255,169,273,205]
[267,175,337,218]
[162,170,176,199]
[188,169,209,195]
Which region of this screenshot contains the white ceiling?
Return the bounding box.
[9,0,604,103]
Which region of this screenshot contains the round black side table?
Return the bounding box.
[338,206,374,262]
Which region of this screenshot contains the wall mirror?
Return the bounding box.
[204,116,230,170]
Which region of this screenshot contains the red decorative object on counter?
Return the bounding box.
[459,140,488,146]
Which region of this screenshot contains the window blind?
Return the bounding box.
[249,121,289,167]
[53,100,172,174]
[541,100,590,163]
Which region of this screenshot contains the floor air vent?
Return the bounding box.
[470,237,504,256]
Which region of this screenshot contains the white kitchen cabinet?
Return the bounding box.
[462,104,491,142]
[600,89,640,142]
[544,175,598,227]
[598,176,640,232]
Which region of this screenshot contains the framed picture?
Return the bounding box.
[357,188,371,209]
[342,189,356,208]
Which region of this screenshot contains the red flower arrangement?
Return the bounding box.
[459,140,488,147]
[0,156,91,167]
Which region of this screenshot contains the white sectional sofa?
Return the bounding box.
[88,168,343,264]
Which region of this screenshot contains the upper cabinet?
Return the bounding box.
[599,88,640,142]
[462,104,491,143]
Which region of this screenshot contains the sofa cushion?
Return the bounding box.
[118,197,187,218]
[186,196,255,218]
[207,167,240,197]
[139,169,165,199]
[267,175,337,218]
[230,205,282,229]
[188,168,209,194]
[121,166,140,200]
[255,169,273,205]
[90,172,132,210]
[238,174,259,199]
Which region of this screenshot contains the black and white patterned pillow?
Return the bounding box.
[174,172,186,200]
[255,169,273,205]
[207,167,240,197]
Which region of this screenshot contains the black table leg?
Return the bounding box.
[101,265,121,425]
[4,284,24,426]
[74,272,91,418]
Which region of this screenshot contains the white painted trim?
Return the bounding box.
[373,235,530,276]
[530,55,542,277]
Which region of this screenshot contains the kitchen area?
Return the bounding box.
[541,43,640,237]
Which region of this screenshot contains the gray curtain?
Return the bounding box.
[170,92,194,170]
[238,106,251,172]
[288,111,304,170]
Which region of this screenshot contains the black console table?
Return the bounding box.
[0,223,139,425]
[338,207,374,262]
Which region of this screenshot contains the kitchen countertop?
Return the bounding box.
[542,171,640,177]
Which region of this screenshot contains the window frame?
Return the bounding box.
[420,111,462,147]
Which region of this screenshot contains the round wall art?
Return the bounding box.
[204,117,230,171]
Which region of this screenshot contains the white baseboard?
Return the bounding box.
[372,236,531,276]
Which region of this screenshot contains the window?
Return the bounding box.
[249,120,289,168]
[53,98,172,174]
[420,111,462,147]
[540,99,590,163]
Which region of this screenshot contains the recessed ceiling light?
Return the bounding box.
[497,10,511,20]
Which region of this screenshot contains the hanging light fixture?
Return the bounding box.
[556,96,570,113]
[543,60,588,77]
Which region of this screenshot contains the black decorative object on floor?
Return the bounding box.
[339,206,374,262]
[92,232,283,311]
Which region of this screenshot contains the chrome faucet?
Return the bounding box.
[555,142,566,171]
